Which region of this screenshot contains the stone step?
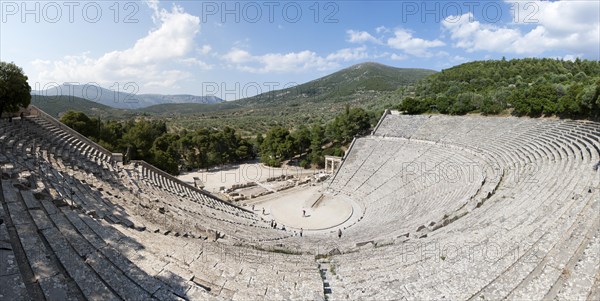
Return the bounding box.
[0,190,31,301]
[507,196,599,300]
[58,207,188,298]
[555,220,600,300]
[2,180,84,300]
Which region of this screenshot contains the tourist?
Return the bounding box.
[252,204,255,211]
[302,209,306,217]
[338,229,342,239]
[262,208,265,215]
[300,228,303,237]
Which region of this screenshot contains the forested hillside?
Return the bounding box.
[59,106,373,174]
[398,58,600,118]
[146,62,435,135]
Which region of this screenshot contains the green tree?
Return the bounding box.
[177,131,197,171]
[60,111,97,137]
[192,128,212,169]
[434,95,453,114]
[399,97,426,115]
[0,61,31,118]
[345,107,371,139]
[152,150,180,175]
[98,120,125,150]
[309,124,325,167]
[260,127,296,166]
[254,133,264,155]
[327,106,371,143]
[293,125,311,154]
[235,144,251,160]
[408,58,600,118]
[151,133,180,174]
[578,82,600,111]
[449,93,477,115]
[557,83,583,115]
[122,119,167,161]
[481,98,504,115]
[209,131,227,165]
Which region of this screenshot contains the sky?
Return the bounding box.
[1,0,599,100]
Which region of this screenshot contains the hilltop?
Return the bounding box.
[233,62,436,107]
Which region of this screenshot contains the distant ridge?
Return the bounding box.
[32,83,224,109]
[138,62,436,115]
[31,95,130,119]
[31,62,437,131]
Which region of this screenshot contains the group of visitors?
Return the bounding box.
[270,220,286,231]
[251,205,343,239]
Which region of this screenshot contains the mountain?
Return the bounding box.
[137,62,437,135]
[234,62,437,107]
[31,95,131,119]
[32,84,224,109]
[140,62,436,114]
[31,62,437,135]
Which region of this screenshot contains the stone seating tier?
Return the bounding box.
[1,112,598,300]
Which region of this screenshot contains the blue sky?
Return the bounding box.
[1,0,599,100]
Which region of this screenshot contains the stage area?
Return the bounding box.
[247,186,354,231]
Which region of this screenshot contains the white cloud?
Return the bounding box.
[452,55,467,63]
[198,45,212,55]
[347,30,381,44]
[390,53,408,61]
[326,46,369,61]
[146,0,160,22]
[223,48,253,64]
[372,52,392,59]
[222,45,373,74]
[345,27,446,58]
[508,0,598,32]
[561,54,582,62]
[179,58,212,70]
[376,26,390,34]
[442,14,521,53]
[146,70,190,88]
[105,6,199,64]
[31,3,200,90]
[443,1,600,57]
[387,29,445,57]
[222,48,339,73]
[260,51,337,73]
